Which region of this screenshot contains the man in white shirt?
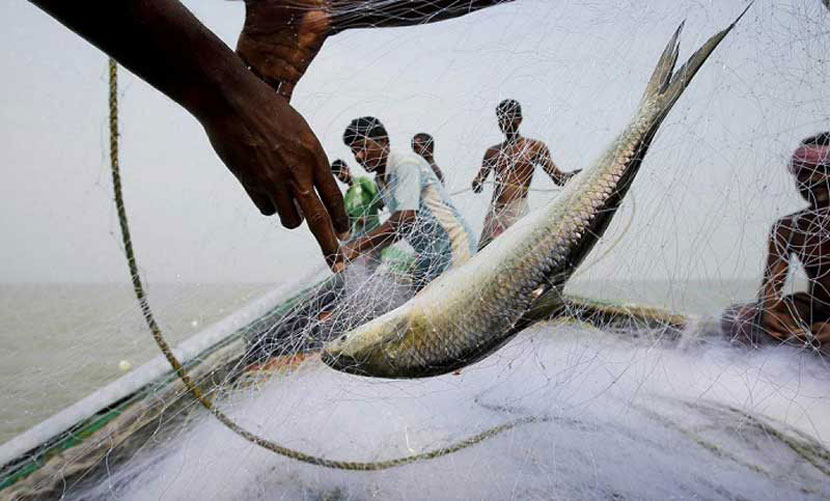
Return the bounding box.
[339,117,477,289]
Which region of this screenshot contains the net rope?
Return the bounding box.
[106,57,546,471]
[5,3,830,497]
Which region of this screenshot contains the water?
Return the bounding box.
[0,282,273,444]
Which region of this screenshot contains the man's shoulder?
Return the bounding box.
[778,208,830,230]
[388,150,426,174]
[524,137,549,152]
[772,209,814,239]
[485,143,504,154]
[483,144,502,161]
[389,149,422,165]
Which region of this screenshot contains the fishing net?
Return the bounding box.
[2,0,830,499]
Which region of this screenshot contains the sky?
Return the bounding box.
[1,0,829,285]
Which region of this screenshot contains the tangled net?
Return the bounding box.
[2,1,830,500]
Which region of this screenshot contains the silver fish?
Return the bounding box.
[322,9,749,379]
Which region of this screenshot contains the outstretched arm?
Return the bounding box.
[430,163,446,185]
[472,149,496,193]
[536,142,578,186]
[758,223,790,308]
[30,0,349,268]
[237,0,515,99]
[756,221,792,334]
[31,0,246,116]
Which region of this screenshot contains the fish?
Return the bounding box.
[322,8,750,379]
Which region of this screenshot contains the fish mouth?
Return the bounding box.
[322,343,413,379]
[320,347,375,376]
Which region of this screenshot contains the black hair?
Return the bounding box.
[497,99,522,117]
[412,132,434,151]
[343,116,389,146]
[801,132,830,147]
[331,159,348,174]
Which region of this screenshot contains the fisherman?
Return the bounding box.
[331,159,384,237]
[722,132,830,354]
[472,99,580,250]
[411,133,446,184]
[339,117,476,289]
[30,0,513,269]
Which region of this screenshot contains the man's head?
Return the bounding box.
[343,116,390,173]
[790,132,830,204]
[497,99,522,136]
[331,159,351,185]
[411,133,435,159]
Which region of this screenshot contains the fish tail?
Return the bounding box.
[642,21,683,100]
[652,2,753,118]
[560,6,752,281]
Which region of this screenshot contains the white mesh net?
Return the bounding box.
[2,1,830,499]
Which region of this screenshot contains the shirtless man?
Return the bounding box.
[411,133,445,184]
[722,132,830,354]
[472,99,579,250]
[30,0,514,269]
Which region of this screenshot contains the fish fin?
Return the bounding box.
[565,5,753,279]
[661,2,753,108]
[642,20,683,101]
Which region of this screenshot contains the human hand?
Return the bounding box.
[338,240,361,265]
[201,71,348,269]
[237,1,517,101]
[237,0,331,100]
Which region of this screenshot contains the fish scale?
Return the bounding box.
[323,8,750,379]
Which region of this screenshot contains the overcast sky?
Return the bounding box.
[1,0,828,285]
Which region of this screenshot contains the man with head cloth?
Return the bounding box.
[723,132,830,354]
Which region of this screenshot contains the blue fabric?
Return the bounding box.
[377,151,476,286]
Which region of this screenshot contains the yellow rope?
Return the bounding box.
[107,58,541,470]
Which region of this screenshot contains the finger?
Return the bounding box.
[278,81,296,101]
[242,184,277,216]
[294,187,340,268]
[332,247,346,273]
[270,182,303,228]
[313,157,350,238]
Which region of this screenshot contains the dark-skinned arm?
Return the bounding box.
[341,210,416,261]
[30,0,349,268]
[754,221,791,337]
[536,142,578,186]
[431,163,446,185]
[472,148,496,193]
[238,0,515,100]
